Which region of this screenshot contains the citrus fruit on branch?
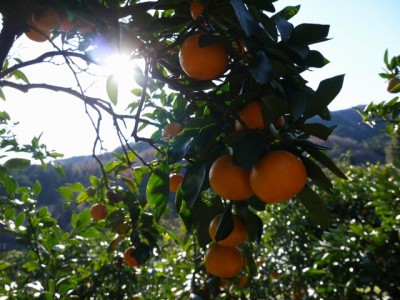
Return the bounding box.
[124,246,140,267]
[179,32,229,81]
[209,214,248,247]
[90,203,108,221]
[204,243,244,278]
[250,150,307,204]
[169,173,184,192]
[209,154,253,201]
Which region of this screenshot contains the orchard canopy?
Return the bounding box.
[0,0,349,297]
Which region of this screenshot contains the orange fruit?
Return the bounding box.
[235,100,265,131]
[204,244,243,278]
[59,12,77,32]
[25,20,51,42]
[209,154,253,201]
[190,1,205,20]
[179,32,229,81]
[275,115,285,128]
[123,246,140,267]
[235,276,249,288]
[76,19,96,34]
[387,78,400,93]
[209,214,247,247]
[250,150,307,204]
[32,6,60,31]
[90,203,107,220]
[162,122,183,140]
[170,173,184,192]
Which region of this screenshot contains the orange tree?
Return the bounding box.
[0,0,347,298]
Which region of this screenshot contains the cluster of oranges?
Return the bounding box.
[24,5,95,42]
[209,147,307,204]
[210,98,307,204]
[179,1,229,81]
[204,214,248,279]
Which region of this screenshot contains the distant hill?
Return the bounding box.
[310,106,390,164]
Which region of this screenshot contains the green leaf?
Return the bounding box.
[51,162,65,177]
[58,186,74,201]
[105,209,125,230]
[119,176,139,193]
[273,5,300,20]
[293,123,335,140]
[384,49,389,67]
[57,277,78,294]
[22,260,40,272]
[214,209,233,242]
[76,191,89,204]
[33,180,41,196]
[182,163,206,208]
[175,187,192,230]
[4,158,31,170]
[15,212,25,227]
[289,23,330,45]
[79,226,100,238]
[244,0,275,12]
[302,157,333,193]
[244,209,263,243]
[248,50,274,84]
[67,182,85,192]
[304,147,347,180]
[37,207,48,218]
[74,209,91,230]
[298,185,330,228]
[191,196,224,247]
[304,50,329,68]
[5,207,15,220]
[0,262,12,271]
[275,15,294,42]
[0,173,17,196]
[0,87,5,100]
[146,160,169,222]
[242,244,258,276]
[230,0,258,37]
[12,70,30,83]
[232,131,265,170]
[106,75,118,105]
[304,75,345,118]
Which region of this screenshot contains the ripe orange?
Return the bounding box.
[32,6,60,31]
[250,150,307,204]
[209,214,247,247]
[25,20,51,42]
[275,115,285,128]
[59,12,77,32]
[387,78,400,93]
[170,173,184,192]
[179,32,229,81]
[162,122,183,140]
[235,100,265,131]
[123,246,140,267]
[90,203,108,220]
[235,276,249,288]
[76,19,96,34]
[235,100,285,131]
[209,154,253,201]
[190,1,205,20]
[204,244,243,278]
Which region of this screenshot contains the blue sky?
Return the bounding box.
[1,1,400,158]
[276,0,400,110]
